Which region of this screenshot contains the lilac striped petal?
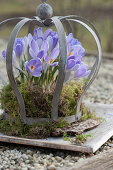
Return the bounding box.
[72,45,85,57]
[2,50,6,63]
[41,40,49,53]
[23,37,28,52]
[67,55,82,65]
[28,33,33,46]
[36,37,43,49]
[2,50,17,64]
[47,36,53,52]
[31,39,39,55]
[81,70,91,77]
[74,65,89,78]
[45,55,49,62]
[29,48,37,58]
[68,56,76,60]
[37,27,43,38]
[33,28,43,40]
[52,37,58,50]
[51,32,57,37]
[43,53,48,61]
[71,38,81,46]
[66,33,73,44]
[50,48,60,61]
[15,43,23,58]
[43,29,52,40]
[67,59,76,70]
[72,64,80,71]
[36,50,44,59]
[34,29,38,39]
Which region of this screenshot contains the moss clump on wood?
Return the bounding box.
[0,118,69,138]
[0,81,82,118]
[0,81,97,138]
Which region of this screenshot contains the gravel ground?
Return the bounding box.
[0,39,113,169]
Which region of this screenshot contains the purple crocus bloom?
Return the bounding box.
[2,50,16,64]
[24,58,42,77]
[29,28,58,54]
[66,33,81,46]
[14,37,28,58]
[33,27,43,40]
[66,33,74,44]
[2,37,28,63]
[67,43,85,58]
[43,29,53,40]
[33,27,53,41]
[46,31,58,52]
[29,39,49,59]
[2,51,6,63]
[74,65,91,79]
[66,44,84,71]
[44,48,60,72]
[71,45,85,57]
[67,57,81,71]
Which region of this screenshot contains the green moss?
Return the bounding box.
[0,117,70,138]
[0,81,83,119]
[0,81,97,138]
[0,118,31,137]
[80,104,102,122]
[62,133,70,141]
[64,133,93,144]
[75,134,93,144]
[60,81,82,116]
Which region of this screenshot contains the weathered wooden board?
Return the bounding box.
[84,103,113,153]
[62,148,113,170]
[0,103,113,153]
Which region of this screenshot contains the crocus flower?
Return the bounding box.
[24,58,42,77]
[29,39,49,59]
[44,48,60,72]
[67,57,81,71]
[67,43,85,58]
[71,45,85,57]
[66,33,81,46]
[14,37,28,59]
[74,65,91,79]
[33,27,53,41]
[33,27,43,40]
[2,50,16,64]
[66,43,84,71]
[28,28,58,54]
[2,51,6,63]
[46,32,58,52]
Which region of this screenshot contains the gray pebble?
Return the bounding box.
[47,165,56,170]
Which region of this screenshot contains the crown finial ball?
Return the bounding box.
[36,3,53,20]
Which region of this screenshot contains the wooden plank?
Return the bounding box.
[63,148,113,170]
[0,134,92,153]
[83,103,113,153]
[0,103,113,153]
